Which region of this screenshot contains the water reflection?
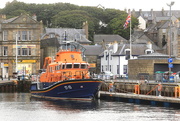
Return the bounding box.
[31,97,100,111]
[0,93,179,121]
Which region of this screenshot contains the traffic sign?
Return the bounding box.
[168,58,173,63]
[168,64,173,68]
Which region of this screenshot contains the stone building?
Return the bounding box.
[0,14,43,78]
[83,44,104,74]
[128,53,180,79]
[40,23,91,68]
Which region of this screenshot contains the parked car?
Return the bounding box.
[100,71,114,79]
[17,75,29,81]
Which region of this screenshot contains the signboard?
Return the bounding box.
[89,63,96,68]
[22,60,36,63]
[13,45,36,48]
[13,60,36,63]
[168,64,173,68]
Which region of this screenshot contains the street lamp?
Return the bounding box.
[15,34,18,73]
[167,1,174,81]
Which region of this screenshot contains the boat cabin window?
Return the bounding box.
[49,67,53,72]
[66,64,72,69]
[80,64,86,69]
[62,64,65,69]
[55,65,58,70]
[74,64,79,68]
[58,65,61,70]
[55,65,61,70]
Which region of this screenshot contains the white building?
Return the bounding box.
[137,16,146,30]
[100,42,154,77]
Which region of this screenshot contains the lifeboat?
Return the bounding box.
[30,42,103,100]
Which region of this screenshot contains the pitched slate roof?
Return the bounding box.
[138,52,175,59]
[42,28,91,44]
[41,38,60,48]
[99,44,150,56]
[94,34,127,43]
[2,16,18,23]
[83,45,104,56]
[1,14,38,23]
[133,10,180,19]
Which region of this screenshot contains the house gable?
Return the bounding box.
[10,14,38,24]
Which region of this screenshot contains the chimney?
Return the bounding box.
[161,8,165,16]
[0,14,6,22]
[147,41,152,49]
[139,9,142,16]
[82,21,88,39]
[32,14,37,21]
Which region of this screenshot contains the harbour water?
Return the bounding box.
[0,93,179,121]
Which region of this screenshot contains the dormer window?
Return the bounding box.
[145,49,153,54]
[49,33,55,38]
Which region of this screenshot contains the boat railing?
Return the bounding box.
[61,71,72,80]
[74,70,89,79]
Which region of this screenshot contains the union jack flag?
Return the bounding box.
[123,14,131,29]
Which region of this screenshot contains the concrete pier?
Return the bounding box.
[99,80,180,107]
[100,91,180,103]
[0,80,31,92]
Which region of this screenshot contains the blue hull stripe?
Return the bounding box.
[31,80,102,93]
[30,79,102,100]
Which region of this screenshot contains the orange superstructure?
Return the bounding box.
[40,49,90,83]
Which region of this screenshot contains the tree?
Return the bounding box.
[52,10,95,40]
[106,14,138,40]
[0,1,139,41]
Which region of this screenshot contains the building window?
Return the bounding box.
[125,50,130,60]
[18,48,21,55]
[123,65,127,74]
[3,30,8,41]
[117,65,119,74]
[146,50,152,54]
[49,33,55,38]
[106,52,108,60]
[22,31,27,40]
[22,48,28,56]
[18,31,21,40]
[28,31,32,40]
[28,48,31,55]
[17,48,32,56]
[18,31,32,41]
[3,46,8,56]
[162,35,166,47]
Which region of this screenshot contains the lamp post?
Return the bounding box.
[15,34,18,73]
[167,1,174,81]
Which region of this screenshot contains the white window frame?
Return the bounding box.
[22,31,27,41]
[3,30,8,41]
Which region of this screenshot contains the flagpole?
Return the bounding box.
[129,11,132,59]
